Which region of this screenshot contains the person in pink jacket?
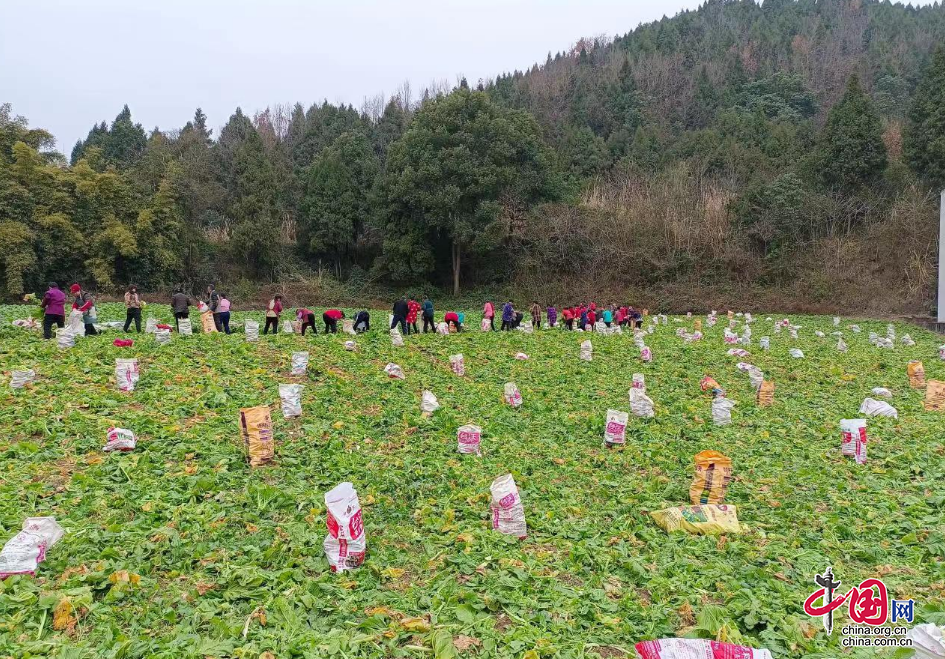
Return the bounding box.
[483,300,495,331]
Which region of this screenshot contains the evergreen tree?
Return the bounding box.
[905,46,945,188]
[815,75,887,191]
[104,105,147,168]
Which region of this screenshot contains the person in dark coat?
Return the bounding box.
[391,296,408,334]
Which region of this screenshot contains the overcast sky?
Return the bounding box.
[0,0,714,152]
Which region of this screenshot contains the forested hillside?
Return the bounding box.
[2,0,945,312]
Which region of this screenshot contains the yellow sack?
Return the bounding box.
[727,310,734,320]
[924,380,945,411]
[689,451,732,505]
[757,380,775,407]
[652,504,740,535]
[908,361,926,389]
[694,319,702,331]
[201,311,217,333]
[239,406,274,467]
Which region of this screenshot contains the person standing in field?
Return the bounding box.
[217,293,232,334]
[546,305,557,328]
[70,284,98,335]
[123,285,143,332]
[529,301,542,329]
[297,307,317,335]
[501,301,514,331]
[206,285,221,331]
[40,282,66,340]
[170,288,190,329]
[422,296,435,333]
[391,296,408,334]
[264,294,283,335]
[171,288,191,331]
[407,297,421,335]
[483,300,496,331]
[323,308,343,333]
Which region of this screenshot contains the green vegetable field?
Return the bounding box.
[1,305,943,658]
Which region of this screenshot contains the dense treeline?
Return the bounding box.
[2,0,945,310]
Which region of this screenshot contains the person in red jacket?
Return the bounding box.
[406,298,421,335]
[562,306,574,331]
[71,283,98,335]
[444,311,461,332]
[296,308,317,335]
[323,308,344,333]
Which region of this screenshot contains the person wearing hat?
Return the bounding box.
[40,282,66,339]
[70,284,98,335]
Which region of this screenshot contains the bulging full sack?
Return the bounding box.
[712,397,735,426]
[281,319,294,334]
[651,504,740,535]
[923,380,945,411]
[201,311,217,333]
[0,517,65,579]
[514,352,529,361]
[579,340,593,362]
[10,369,35,389]
[840,419,867,459]
[145,317,158,333]
[908,361,926,388]
[436,322,449,336]
[633,639,773,659]
[837,337,848,352]
[420,390,440,415]
[279,384,303,418]
[384,363,405,380]
[178,318,193,336]
[757,380,775,407]
[115,358,140,392]
[245,320,259,342]
[450,354,465,376]
[789,348,804,359]
[503,382,523,407]
[390,328,404,346]
[490,474,527,539]
[342,319,355,335]
[689,451,732,505]
[104,427,137,452]
[631,373,645,391]
[630,388,655,418]
[759,336,770,350]
[239,406,274,467]
[457,424,482,455]
[57,328,75,349]
[603,409,629,447]
[747,366,764,391]
[871,387,892,399]
[323,482,366,572]
[290,351,309,376]
[154,328,171,345]
[640,345,653,362]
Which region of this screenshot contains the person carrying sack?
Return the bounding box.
[171,288,191,331]
[207,285,221,331]
[71,284,98,335]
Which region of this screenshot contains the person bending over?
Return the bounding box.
[297,308,318,335]
[354,310,370,333]
[323,308,344,333]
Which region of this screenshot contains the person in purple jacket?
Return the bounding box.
[40,282,66,339]
[546,306,557,328]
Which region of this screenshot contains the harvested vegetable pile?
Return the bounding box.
[1,305,944,658]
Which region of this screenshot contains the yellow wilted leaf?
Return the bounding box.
[365,606,394,617]
[522,651,540,659]
[381,567,405,579]
[332,421,345,430]
[109,570,141,586]
[141,502,153,512]
[362,494,376,505]
[401,617,430,632]
[52,598,75,631]
[259,652,276,659]
[455,532,474,544]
